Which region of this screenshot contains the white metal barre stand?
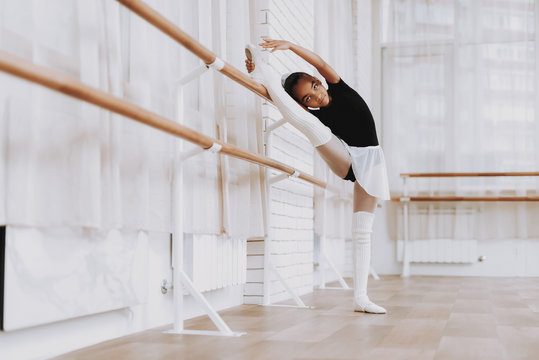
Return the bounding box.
[401,175,411,278]
[262,116,351,306]
[262,116,311,308]
[165,60,245,337]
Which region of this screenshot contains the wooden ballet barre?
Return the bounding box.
[116,0,271,102]
[113,0,353,198]
[0,50,326,189]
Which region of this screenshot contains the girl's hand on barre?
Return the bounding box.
[245,59,255,73]
[259,38,292,53]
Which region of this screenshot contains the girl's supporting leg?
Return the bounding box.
[314,139,386,314]
[315,137,384,313]
[353,181,378,213]
[351,182,386,314]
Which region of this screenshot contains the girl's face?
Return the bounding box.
[292,76,331,108]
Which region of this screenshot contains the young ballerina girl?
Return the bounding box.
[245,39,390,314]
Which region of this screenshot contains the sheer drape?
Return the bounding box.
[179,0,264,237]
[0,0,179,232]
[382,0,539,240]
[0,0,264,237]
[222,0,265,238]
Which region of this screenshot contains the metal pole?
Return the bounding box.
[171,85,186,332]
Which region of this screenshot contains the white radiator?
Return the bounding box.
[397,239,478,263]
[192,234,246,292]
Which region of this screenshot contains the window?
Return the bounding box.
[381,0,537,192]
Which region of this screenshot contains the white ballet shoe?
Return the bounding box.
[245,43,267,65]
[245,43,266,82]
[354,296,387,314]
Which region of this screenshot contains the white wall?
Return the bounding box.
[0,230,244,360]
[0,0,251,358]
[245,0,316,305]
[373,202,539,277]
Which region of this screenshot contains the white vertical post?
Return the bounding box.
[401,176,410,277]
[262,116,309,308]
[171,85,186,332]
[165,66,245,337]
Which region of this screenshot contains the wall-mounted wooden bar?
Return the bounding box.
[401,172,539,178]
[116,0,271,102]
[0,50,326,189]
[393,172,539,202]
[395,171,539,277]
[392,196,539,202]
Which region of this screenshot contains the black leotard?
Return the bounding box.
[309,78,379,148]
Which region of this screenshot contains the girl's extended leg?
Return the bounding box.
[315,135,352,179]
[254,62,333,147]
[351,182,386,314]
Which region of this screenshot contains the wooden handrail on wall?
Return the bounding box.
[116,0,271,102]
[395,171,539,277]
[392,172,539,202]
[0,50,326,190]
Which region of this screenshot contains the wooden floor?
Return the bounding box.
[55,276,539,360]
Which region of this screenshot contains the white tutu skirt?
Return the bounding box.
[341,141,391,201]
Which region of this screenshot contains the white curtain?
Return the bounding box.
[222,0,265,238]
[178,0,264,237]
[0,0,264,237]
[0,0,178,232]
[381,0,539,240]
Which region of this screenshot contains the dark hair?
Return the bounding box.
[283,72,311,101]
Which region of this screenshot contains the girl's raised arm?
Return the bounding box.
[259,38,340,84]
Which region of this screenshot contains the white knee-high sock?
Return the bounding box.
[352,211,386,314]
[256,63,332,147]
